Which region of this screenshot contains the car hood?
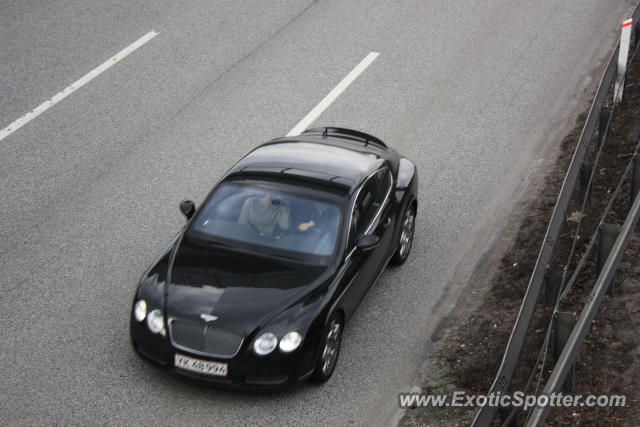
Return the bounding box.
[166,236,330,336]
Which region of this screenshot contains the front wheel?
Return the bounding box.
[310,313,343,383]
[390,205,415,266]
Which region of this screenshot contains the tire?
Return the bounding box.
[310,312,343,383]
[390,204,416,266]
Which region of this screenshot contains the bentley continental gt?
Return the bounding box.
[130,127,418,389]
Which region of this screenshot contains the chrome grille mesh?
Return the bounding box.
[170,319,243,358]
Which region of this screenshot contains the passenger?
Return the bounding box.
[238,193,291,236]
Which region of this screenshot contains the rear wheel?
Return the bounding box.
[390,204,415,266]
[310,313,343,383]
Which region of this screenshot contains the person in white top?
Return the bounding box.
[238,194,291,236]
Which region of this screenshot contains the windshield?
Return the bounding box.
[189,182,343,257]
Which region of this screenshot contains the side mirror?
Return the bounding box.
[179,200,196,219]
[356,234,380,252]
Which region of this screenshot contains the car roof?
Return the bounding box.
[227,135,387,192]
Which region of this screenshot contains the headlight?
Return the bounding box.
[279,331,302,353]
[146,309,165,335]
[134,300,147,322]
[253,332,278,356]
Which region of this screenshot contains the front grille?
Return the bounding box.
[169,319,244,358]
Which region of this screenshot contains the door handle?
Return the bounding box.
[382,216,392,229]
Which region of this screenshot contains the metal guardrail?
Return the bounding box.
[473,4,640,426]
[526,180,640,425]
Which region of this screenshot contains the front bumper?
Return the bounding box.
[130,319,319,390]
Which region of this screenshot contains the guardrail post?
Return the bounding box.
[544,267,564,305]
[615,19,633,103]
[579,162,593,207]
[597,224,620,294]
[599,106,612,147]
[553,311,576,393]
[631,155,640,209]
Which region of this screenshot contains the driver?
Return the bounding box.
[238,193,291,236]
[297,202,331,233]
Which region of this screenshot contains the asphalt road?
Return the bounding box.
[0,0,635,425]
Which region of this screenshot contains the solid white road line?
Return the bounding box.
[0,31,159,143]
[287,52,380,136]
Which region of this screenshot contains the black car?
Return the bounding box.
[130,127,418,388]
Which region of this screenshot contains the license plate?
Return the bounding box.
[174,354,228,377]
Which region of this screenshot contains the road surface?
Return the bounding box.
[0,0,634,425]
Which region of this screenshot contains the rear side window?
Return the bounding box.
[349,169,392,244]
